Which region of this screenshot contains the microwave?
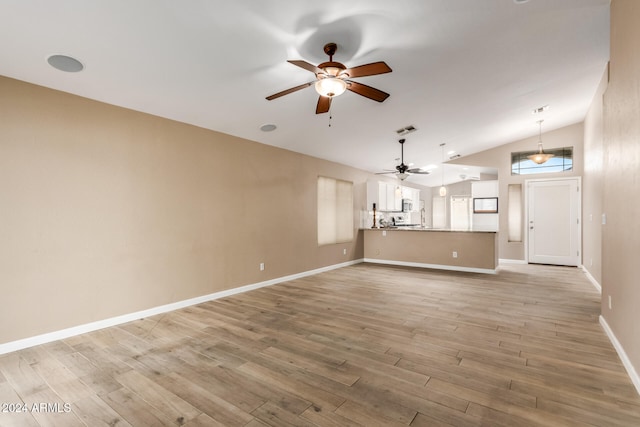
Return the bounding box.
[402,199,413,212]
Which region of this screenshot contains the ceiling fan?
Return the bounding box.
[377,139,431,181]
[266,42,392,114]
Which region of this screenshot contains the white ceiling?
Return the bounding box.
[0,0,609,187]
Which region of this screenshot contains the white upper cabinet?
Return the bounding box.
[367,180,420,212]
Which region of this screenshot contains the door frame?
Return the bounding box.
[524,177,582,266]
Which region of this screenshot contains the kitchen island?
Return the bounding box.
[363,227,498,274]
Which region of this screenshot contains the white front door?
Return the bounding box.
[527,178,581,266]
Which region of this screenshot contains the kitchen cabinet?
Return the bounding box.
[401,187,421,212]
[367,180,420,212]
[376,182,401,211]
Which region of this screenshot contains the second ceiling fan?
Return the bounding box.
[266,42,392,114]
[377,139,431,181]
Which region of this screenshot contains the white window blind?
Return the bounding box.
[318,176,353,245]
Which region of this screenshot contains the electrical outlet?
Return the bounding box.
[382,230,387,236]
[452,251,458,258]
[608,295,612,310]
[343,248,347,255]
[259,263,265,271]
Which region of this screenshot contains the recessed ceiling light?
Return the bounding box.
[47,54,84,72]
[260,123,277,132]
[513,0,530,3]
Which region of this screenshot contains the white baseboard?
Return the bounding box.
[581,266,602,293]
[599,315,640,396]
[499,258,527,265]
[0,259,364,356]
[363,258,496,275]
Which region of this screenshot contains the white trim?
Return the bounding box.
[599,315,640,396]
[363,258,496,275]
[582,266,602,293]
[0,259,364,356]
[499,258,528,265]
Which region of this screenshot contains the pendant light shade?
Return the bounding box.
[527,120,554,165]
[439,143,447,197]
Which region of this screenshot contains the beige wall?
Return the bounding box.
[450,123,584,261]
[0,76,372,345]
[600,0,640,376]
[582,69,608,286]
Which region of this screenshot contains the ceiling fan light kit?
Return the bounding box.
[314,77,347,98]
[266,42,392,114]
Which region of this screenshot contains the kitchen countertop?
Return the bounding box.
[362,227,497,233]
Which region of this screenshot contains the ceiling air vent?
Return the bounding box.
[396,125,417,136]
[532,105,549,114]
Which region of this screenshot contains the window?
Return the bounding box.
[511,147,573,175]
[317,176,353,245]
[507,184,522,242]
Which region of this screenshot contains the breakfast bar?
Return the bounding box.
[363,228,498,274]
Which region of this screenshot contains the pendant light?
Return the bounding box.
[527,120,554,165]
[439,143,447,197]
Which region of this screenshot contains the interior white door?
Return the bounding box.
[450,196,471,230]
[527,178,581,266]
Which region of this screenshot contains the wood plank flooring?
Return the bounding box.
[1,263,640,426]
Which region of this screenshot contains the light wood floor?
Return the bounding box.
[1,263,640,426]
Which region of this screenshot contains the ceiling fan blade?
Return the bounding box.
[346,81,390,102]
[344,61,392,78]
[316,96,331,114]
[288,60,323,74]
[266,81,315,100]
[407,168,431,175]
[375,171,397,175]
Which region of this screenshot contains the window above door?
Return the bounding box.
[511,147,573,175]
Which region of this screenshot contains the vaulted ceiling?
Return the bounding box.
[0,0,609,186]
